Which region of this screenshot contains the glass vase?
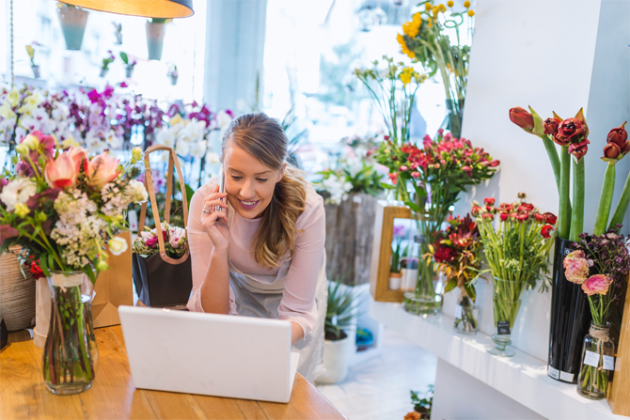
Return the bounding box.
[489,277,525,357]
[43,271,98,395]
[577,323,614,400]
[454,291,478,335]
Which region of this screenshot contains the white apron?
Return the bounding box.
[228,254,328,383]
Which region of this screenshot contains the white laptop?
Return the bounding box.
[118,306,300,403]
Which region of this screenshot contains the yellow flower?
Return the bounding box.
[467,9,475,16]
[97,259,109,272]
[463,0,471,7]
[426,16,434,27]
[7,88,19,107]
[402,13,422,38]
[425,2,432,11]
[439,4,447,12]
[447,0,454,7]
[131,147,143,163]
[14,203,30,218]
[61,136,79,149]
[400,67,420,86]
[396,33,416,59]
[25,45,34,61]
[432,6,439,15]
[170,114,184,126]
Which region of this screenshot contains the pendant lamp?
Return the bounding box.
[57,0,194,18]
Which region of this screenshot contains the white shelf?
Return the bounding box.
[369,300,627,420]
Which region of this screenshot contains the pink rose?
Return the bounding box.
[169,235,182,249]
[87,153,121,189]
[563,250,590,284]
[581,274,613,296]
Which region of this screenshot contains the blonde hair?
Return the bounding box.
[222,113,307,268]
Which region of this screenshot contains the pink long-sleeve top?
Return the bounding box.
[186,178,326,336]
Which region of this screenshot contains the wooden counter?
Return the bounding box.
[0,326,347,420]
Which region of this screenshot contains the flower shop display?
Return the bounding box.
[100,50,115,78]
[0,132,147,394]
[356,57,499,315]
[475,194,557,357]
[117,93,165,151]
[510,106,630,382]
[155,102,231,187]
[26,43,40,78]
[56,3,89,51]
[563,229,630,399]
[120,52,137,78]
[396,0,475,138]
[131,145,192,307]
[146,18,170,60]
[429,214,482,334]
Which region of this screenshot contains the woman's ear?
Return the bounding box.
[277,163,287,182]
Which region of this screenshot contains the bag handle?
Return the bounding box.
[138,145,189,265]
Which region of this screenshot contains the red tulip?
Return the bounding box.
[606,122,627,147]
[509,107,534,133]
[541,224,554,238]
[45,153,79,189]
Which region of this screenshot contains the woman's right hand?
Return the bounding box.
[201,185,230,251]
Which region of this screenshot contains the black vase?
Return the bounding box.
[547,238,592,383]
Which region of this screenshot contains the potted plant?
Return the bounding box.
[56,3,89,51]
[406,385,434,419]
[100,50,115,78]
[317,279,359,384]
[167,64,179,85]
[25,43,40,78]
[146,18,171,60]
[390,238,404,290]
[120,52,137,78]
[112,21,123,45]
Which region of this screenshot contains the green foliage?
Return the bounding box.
[317,160,384,198]
[411,385,434,418]
[325,278,360,341]
[120,51,129,65]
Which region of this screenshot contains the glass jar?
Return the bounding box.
[454,291,479,335]
[489,277,525,357]
[577,322,614,400]
[43,271,98,395]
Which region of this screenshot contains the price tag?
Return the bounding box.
[497,321,510,335]
[454,305,463,319]
[128,209,138,232]
[548,365,560,380]
[584,350,600,367]
[560,371,574,382]
[603,355,615,371]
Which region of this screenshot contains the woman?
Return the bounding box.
[186,113,327,382]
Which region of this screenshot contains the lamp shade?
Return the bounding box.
[58,0,194,18]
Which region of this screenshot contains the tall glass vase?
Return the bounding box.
[440,99,465,139]
[577,322,614,400]
[403,215,442,315]
[43,271,98,395]
[489,277,526,357]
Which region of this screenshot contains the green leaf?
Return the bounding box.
[83,264,96,284]
[404,201,422,214]
[444,278,457,294]
[380,183,396,190]
[120,51,128,65]
[40,253,51,278]
[48,253,54,273]
[185,184,195,209]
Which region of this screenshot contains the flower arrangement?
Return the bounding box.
[509,107,630,241]
[397,0,474,138]
[0,86,45,157]
[563,227,630,398]
[474,194,557,355]
[428,214,482,332]
[315,157,384,205]
[132,223,188,258]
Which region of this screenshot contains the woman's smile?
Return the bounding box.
[237,198,260,211]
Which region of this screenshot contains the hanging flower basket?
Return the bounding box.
[57,6,89,51]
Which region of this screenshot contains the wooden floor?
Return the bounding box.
[317,327,437,420]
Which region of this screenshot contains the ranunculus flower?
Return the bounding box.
[534,213,545,223]
[582,274,613,296]
[543,212,557,225]
[108,236,128,256]
[500,212,508,221]
[544,117,560,135]
[563,250,589,284]
[606,122,627,147]
[484,197,495,206]
[87,153,121,189]
[603,143,621,160]
[471,205,481,216]
[568,139,590,161]
[541,224,554,238]
[516,213,529,222]
[45,153,79,189]
[509,107,534,133]
[554,118,585,146]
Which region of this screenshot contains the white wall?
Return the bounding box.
[449,0,630,362]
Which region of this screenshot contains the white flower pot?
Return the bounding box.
[316,335,353,384]
[389,272,402,290]
[403,268,418,291]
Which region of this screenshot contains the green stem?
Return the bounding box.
[558,146,572,239]
[541,135,561,193]
[593,162,617,236]
[569,158,585,241]
[608,168,630,230]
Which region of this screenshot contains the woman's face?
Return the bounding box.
[222,142,285,219]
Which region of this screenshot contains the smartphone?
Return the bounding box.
[218,165,225,213]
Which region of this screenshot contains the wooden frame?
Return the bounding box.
[369,201,412,303]
[607,273,630,415]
